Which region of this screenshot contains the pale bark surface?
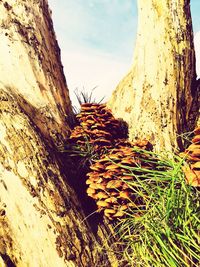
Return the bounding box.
[0,0,73,146]
[0,89,98,267]
[0,1,118,266]
[108,0,198,151]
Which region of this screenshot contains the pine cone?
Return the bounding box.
[180,127,200,186]
[86,140,154,220]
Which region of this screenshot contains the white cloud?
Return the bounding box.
[48,0,135,108]
[49,0,137,58]
[61,45,131,107]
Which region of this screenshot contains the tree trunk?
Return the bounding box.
[0,0,74,147]
[0,90,118,267]
[0,1,117,266]
[0,89,98,267]
[108,0,199,152]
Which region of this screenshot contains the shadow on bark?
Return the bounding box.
[58,151,103,234]
[1,253,16,267]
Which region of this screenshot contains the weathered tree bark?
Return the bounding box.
[0,89,97,267]
[108,0,199,152]
[0,1,117,266]
[0,0,74,147]
[0,88,119,266]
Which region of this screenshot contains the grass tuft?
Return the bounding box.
[58,135,100,167]
[114,150,200,267]
[73,87,105,114]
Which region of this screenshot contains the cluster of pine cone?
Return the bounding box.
[86,140,154,220]
[180,127,200,186]
[69,103,128,155]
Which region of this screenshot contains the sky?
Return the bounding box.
[48,0,200,106]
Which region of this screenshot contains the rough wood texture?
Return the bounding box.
[0,0,74,146]
[0,1,119,266]
[108,0,198,152]
[0,89,99,267]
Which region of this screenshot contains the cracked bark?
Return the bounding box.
[0,0,74,147]
[0,89,98,267]
[108,0,199,152]
[0,1,118,266]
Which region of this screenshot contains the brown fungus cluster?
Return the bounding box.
[68,102,200,220]
[180,127,200,186]
[69,103,128,154]
[86,140,154,220]
[68,102,153,220]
